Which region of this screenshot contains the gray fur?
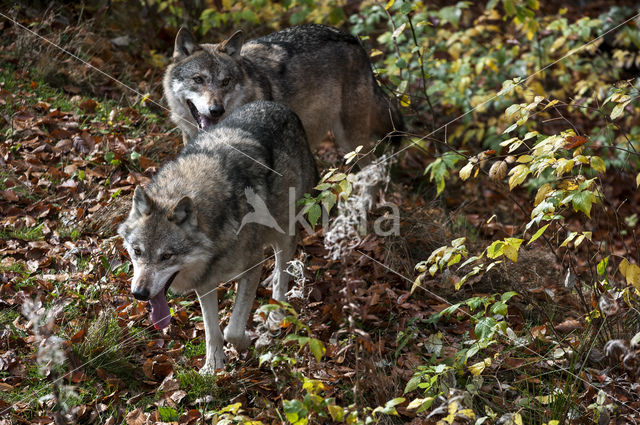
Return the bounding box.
[118,101,317,374]
[163,24,404,153]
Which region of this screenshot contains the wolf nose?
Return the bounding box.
[209,104,225,118]
[132,287,150,301]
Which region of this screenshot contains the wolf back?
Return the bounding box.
[163,24,404,153]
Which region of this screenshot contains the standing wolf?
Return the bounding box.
[163,24,404,153]
[118,101,317,374]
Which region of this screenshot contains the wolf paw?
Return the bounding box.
[199,363,218,376]
[223,328,252,351]
[200,351,226,375]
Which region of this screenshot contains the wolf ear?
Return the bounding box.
[218,30,243,57]
[132,186,152,217]
[168,196,197,227]
[173,27,201,61]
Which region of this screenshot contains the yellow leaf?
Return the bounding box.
[459,409,476,419]
[535,183,553,206]
[590,156,606,174]
[385,0,395,10]
[448,400,458,416]
[619,259,640,290]
[468,361,486,376]
[508,164,530,190]
[407,397,432,410]
[468,358,491,376]
[459,162,474,181]
[535,394,554,404]
[503,242,520,263]
[636,172,640,187]
[560,231,577,248]
[514,413,524,425]
[411,275,423,294]
[550,36,566,53]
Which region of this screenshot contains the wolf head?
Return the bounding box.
[118,186,212,329]
[167,28,245,132]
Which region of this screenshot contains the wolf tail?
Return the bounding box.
[371,83,405,146]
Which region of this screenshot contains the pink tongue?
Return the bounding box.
[149,290,171,330]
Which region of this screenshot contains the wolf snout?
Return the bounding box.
[209,104,225,118]
[132,287,150,301]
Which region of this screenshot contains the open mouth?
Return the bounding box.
[164,271,179,293]
[186,100,217,130]
[146,271,179,330]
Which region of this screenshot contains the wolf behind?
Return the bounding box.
[163,24,404,154]
[118,101,317,374]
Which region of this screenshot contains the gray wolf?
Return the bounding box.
[118,101,317,374]
[163,24,404,154]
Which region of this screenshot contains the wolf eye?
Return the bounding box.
[193,76,204,84]
[160,253,173,261]
[133,248,142,256]
[220,78,231,87]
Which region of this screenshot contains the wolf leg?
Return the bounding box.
[224,267,262,351]
[271,238,297,302]
[266,239,297,330]
[195,282,225,375]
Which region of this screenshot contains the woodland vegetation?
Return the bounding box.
[1,0,640,424]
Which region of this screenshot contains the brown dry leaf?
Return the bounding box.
[555,318,582,333]
[142,358,154,380]
[125,408,148,425]
[70,328,86,344]
[79,98,98,113]
[0,190,18,202]
[0,383,14,391]
[179,409,202,424]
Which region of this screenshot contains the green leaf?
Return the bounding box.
[566,190,597,218]
[283,399,308,425]
[307,204,321,228]
[501,291,518,302]
[490,300,508,316]
[404,375,421,394]
[320,191,337,214]
[597,256,609,276]
[308,338,325,362]
[475,317,498,340]
[486,240,505,259]
[327,405,344,422]
[327,172,347,183]
[527,224,549,245]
